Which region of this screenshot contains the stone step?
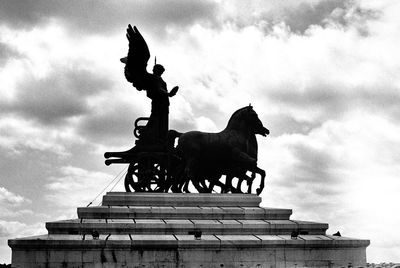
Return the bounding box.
[8,190,370,268]
[102,192,261,207]
[46,219,328,236]
[8,234,370,267]
[77,206,292,220]
[9,234,370,250]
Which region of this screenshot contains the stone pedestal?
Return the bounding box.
[8,192,369,267]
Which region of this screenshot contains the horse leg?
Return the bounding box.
[236,177,244,193]
[210,176,228,193]
[183,178,191,193]
[182,169,194,193]
[223,175,234,193]
[207,179,215,193]
[247,172,256,194]
[186,172,206,193]
[192,179,207,193]
[223,176,229,193]
[186,158,212,193]
[254,167,266,195]
[175,169,188,193]
[236,173,253,194]
[171,175,184,193]
[171,162,186,193]
[200,179,211,192]
[233,170,252,193]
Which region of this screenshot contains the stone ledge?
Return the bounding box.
[102,192,261,207]
[77,206,292,220]
[8,234,370,250]
[46,218,328,235]
[10,246,368,268]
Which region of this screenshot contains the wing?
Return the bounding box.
[123,25,151,89]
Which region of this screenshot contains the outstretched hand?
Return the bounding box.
[169,86,179,97]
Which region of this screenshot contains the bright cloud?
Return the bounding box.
[45,166,124,215]
[261,112,400,261]
[0,187,29,206]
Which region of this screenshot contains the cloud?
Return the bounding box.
[261,113,400,261]
[45,166,123,212]
[0,187,30,207]
[0,221,43,238]
[76,93,145,147]
[0,66,113,125]
[0,117,75,156]
[274,0,379,35]
[218,0,381,36]
[1,0,400,264]
[268,83,400,128]
[0,0,378,40]
[0,0,218,36]
[281,0,347,33]
[0,42,23,66]
[0,187,33,220]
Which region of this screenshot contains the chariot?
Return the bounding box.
[104,117,180,192]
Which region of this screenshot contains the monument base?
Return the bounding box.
[9,193,369,268]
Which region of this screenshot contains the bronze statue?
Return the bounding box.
[104,25,269,195]
[121,25,178,148]
[171,105,269,195]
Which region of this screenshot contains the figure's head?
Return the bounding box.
[153,64,165,76]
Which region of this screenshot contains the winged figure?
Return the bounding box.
[121,25,179,147]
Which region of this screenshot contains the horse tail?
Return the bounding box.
[168,129,182,139]
[167,129,181,149]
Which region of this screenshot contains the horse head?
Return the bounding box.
[227,105,270,136]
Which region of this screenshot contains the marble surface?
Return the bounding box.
[9,192,370,268]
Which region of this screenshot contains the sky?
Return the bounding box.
[0,0,400,264]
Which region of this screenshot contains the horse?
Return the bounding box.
[172,105,269,195]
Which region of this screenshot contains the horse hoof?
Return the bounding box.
[256,188,262,195]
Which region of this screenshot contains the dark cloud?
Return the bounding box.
[223,0,379,35]
[269,83,345,116]
[284,0,380,35]
[268,139,342,213]
[0,0,218,35]
[280,0,347,33]
[0,147,62,198]
[0,67,113,125]
[285,142,338,186]
[326,3,380,36]
[0,42,23,66]
[77,100,141,146]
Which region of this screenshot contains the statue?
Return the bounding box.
[171,105,269,195]
[120,25,179,148]
[104,25,269,195]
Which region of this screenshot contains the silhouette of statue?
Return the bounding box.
[105,25,270,195]
[121,25,178,148]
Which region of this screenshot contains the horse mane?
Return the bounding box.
[225,106,251,130]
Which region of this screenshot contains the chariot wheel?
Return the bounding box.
[124,152,168,192]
